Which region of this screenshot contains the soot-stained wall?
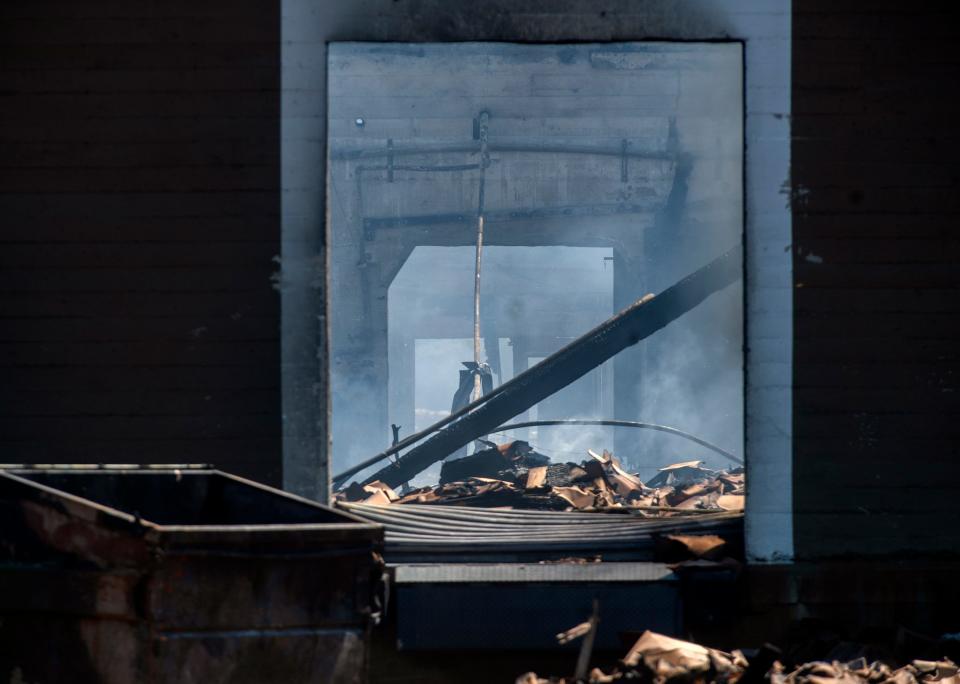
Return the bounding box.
[792,2,960,557]
[280,0,793,560]
[0,1,282,484]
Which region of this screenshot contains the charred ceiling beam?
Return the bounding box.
[362,202,659,236]
[330,140,672,162]
[357,248,740,489]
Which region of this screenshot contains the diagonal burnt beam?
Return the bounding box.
[359,248,740,490]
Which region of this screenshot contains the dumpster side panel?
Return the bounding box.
[153,629,368,684]
[0,556,377,684]
[0,470,383,683]
[0,616,145,684]
[0,566,140,619]
[146,550,376,630]
[0,472,157,568]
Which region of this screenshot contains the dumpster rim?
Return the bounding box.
[0,468,383,537]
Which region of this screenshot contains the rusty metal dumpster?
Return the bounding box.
[0,466,384,684]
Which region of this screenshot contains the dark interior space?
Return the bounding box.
[6,469,342,525]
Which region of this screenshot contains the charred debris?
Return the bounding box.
[517,627,960,684]
[337,447,744,516]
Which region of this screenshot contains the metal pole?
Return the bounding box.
[485,419,743,466]
[472,112,490,402]
[472,214,484,401]
[574,600,600,682]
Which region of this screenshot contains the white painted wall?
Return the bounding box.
[730,2,794,564]
[280,0,793,561]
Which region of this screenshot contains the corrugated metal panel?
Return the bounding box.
[340,502,741,562]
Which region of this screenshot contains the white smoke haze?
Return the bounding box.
[626,290,744,481]
[325,42,744,484]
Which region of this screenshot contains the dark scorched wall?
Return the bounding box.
[0,1,282,484]
[792,1,960,558]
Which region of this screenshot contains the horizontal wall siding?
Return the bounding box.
[0,2,282,484]
[6,1,957,541]
[792,2,960,557]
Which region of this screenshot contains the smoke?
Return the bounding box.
[325,41,744,483]
[627,283,744,480]
[390,245,617,459]
[385,244,743,482]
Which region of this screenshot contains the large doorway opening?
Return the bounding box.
[326,41,744,490]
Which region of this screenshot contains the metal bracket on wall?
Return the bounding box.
[621,139,629,183]
[387,138,394,183]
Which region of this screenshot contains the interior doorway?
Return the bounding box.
[388,245,616,483]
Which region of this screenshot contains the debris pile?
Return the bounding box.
[337,441,744,515]
[517,630,960,684]
[771,658,960,684]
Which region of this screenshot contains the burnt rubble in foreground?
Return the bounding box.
[518,629,960,684]
[337,440,745,515]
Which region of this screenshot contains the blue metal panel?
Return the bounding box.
[395,563,681,650]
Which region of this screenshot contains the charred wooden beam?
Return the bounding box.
[361,248,740,489]
[331,140,672,162]
[363,202,659,234]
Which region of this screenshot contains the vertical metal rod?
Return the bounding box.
[620,138,629,182]
[574,600,600,680]
[472,112,490,402]
[472,215,484,400]
[387,138,394,182]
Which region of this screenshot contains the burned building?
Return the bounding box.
[2,1,960,683]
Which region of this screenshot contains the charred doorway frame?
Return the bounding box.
[280,0,793,563]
